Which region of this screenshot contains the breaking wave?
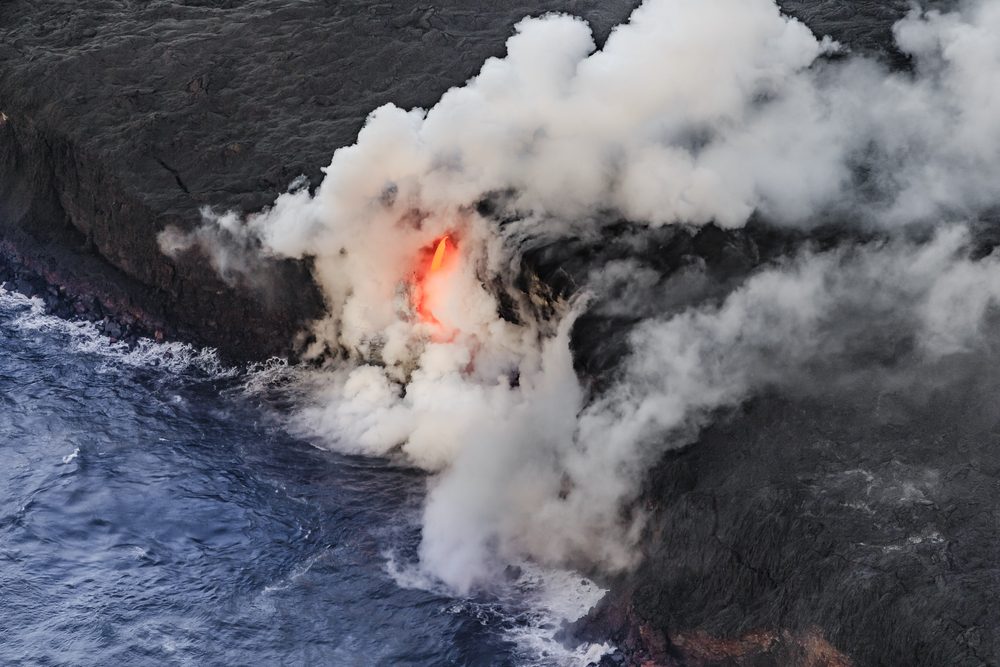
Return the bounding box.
[0,287,235,378]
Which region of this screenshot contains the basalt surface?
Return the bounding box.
[0,0,638,359]
[531,218,1000,666]
[576,374,1000,666]
[0,0,918,359]
[2,1,994,666]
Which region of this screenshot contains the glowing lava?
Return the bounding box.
[430,235,450,272]
[414,235,456,327]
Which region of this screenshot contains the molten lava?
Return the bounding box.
[430,235,450,273]
[414,234,456,327]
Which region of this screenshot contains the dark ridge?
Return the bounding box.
[0,0,639,359]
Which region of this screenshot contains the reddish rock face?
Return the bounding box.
[672,628,854,666]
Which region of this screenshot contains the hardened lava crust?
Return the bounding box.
[0,0,637,359]
[0,0,917,359]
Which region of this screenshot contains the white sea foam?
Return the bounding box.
[0,285,235,378]
[500,564,613,666]
[386,550,614,665]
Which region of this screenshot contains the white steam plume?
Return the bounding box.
[270,226,1000,591]
[163,0,1000,591]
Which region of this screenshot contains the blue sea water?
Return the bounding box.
[0,290,607,666]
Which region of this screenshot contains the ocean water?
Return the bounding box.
[0,289,608,666]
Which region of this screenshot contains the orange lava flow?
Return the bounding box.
[430,235,450,272]
[414,235,455,326]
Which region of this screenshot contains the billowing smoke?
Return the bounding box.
[161,0,1000,592]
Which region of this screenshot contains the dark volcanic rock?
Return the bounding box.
[580,369,1000,666]
[0,0,637,359]
[0,0,933,358]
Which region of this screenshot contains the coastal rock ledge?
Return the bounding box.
[0,0,635,359]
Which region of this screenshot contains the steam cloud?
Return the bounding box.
[162,0,1000,591]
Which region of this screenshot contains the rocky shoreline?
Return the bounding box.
[0,236,168,345]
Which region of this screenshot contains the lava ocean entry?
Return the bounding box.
[413,235,458,329]
[5,0,994,663]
